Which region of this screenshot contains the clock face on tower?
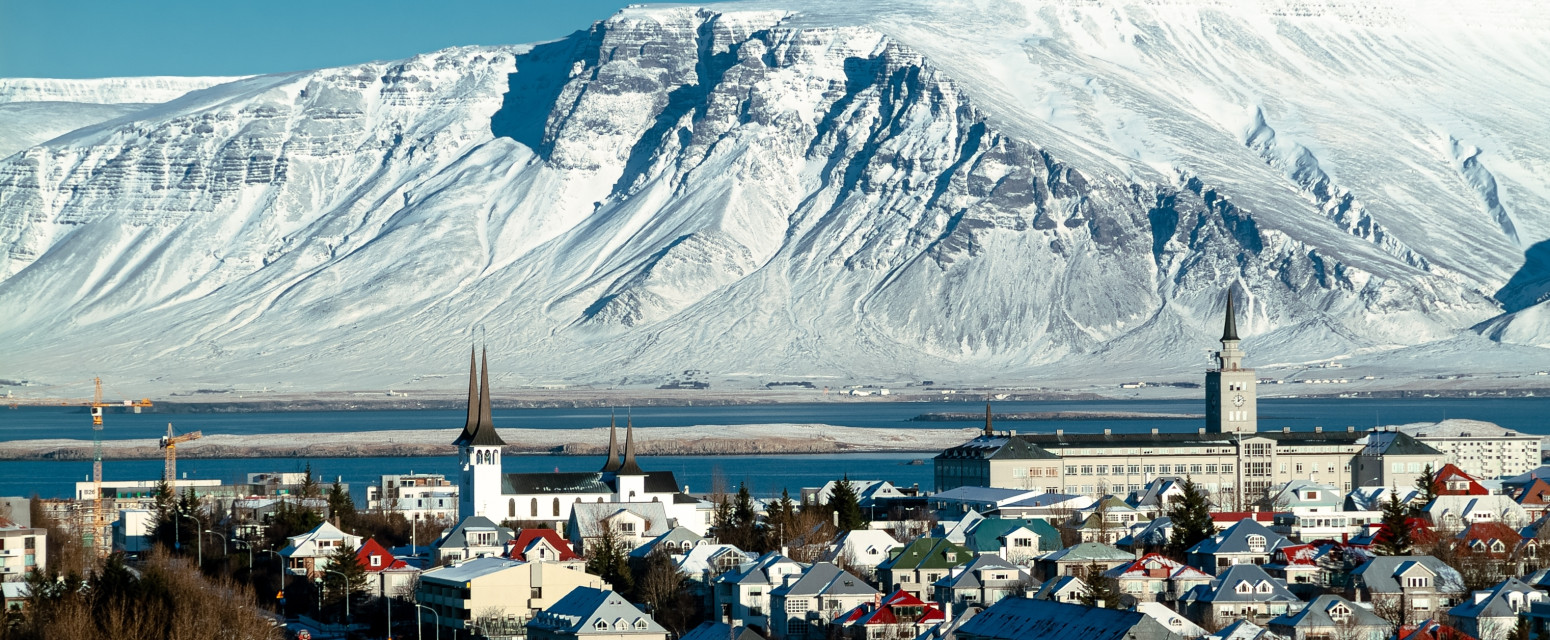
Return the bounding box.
[1233,394,1246,407]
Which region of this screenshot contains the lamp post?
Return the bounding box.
[415,604,440,640]
[233,539,253,571]
[321,568,351,626]
[178,512,201,565]
[257,549,285,615]
[204,529,228,558]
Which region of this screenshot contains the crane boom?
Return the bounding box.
[84,377,153,559]
[160,423,203,491]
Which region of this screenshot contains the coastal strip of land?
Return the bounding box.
[909,410,1202,422]
[0,424,984,461]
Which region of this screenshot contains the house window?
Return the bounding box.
[1406,577,1429,588]
[1247,535,1266,552]
[619,522,636,534]
[1014,538,1033,548]
[788,620,808,635]
[509,499,515,518]
[1235,582,1252,594]
[370,555,382,568]
[595,621,609,630]
[553,498,561,517]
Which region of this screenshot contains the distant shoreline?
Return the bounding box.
[910,410,1202,422]
[0,423,978,461]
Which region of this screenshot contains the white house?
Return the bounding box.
[278,522,362,578]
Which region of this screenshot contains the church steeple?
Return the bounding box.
[601,410,622,472]
[1206,290,1256,434]
[617,411,644,476]
[983,402,994,437]
[453,346,505,447]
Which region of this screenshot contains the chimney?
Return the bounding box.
[1198,428,1206,435]
[1056,429,1064,436]
[1010,429,1017,436]
[1348,426,1355,432]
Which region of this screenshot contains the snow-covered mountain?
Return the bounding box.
[2,1,1548,394]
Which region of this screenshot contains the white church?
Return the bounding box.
[452,349,714,537]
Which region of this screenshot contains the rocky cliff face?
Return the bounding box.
[0,2,1546,392]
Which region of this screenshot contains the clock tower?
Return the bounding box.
[1206,293,1257,434]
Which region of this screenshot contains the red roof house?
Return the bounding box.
[1456,522,1533,558]
[356,538,407,571]
[1435,465,1488,496]
[1516,479,1550,519]
[506,528,581,563]
[836,589,945,632]
[1397,620,1478,640]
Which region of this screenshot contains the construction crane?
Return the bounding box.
[84,377,152,559]
[159,423,202,492]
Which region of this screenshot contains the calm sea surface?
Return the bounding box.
[3,397,1546,500]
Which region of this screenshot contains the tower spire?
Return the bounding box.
[618,408,643,475]
[984,402,994,437]
[1222,292,1240,342]
[453,346,505,447]
[601,409,622,472]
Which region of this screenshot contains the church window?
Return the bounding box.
[531,498,539,517]
[553,498,560,517]
[509,499,515,518]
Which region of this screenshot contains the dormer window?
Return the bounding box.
[1256,582,1272,594]
[635,620,649,629]
[1235,582,1253,594]
[946,552,958,563]
[595,621,609,630]
[1329,604,1351,621]
[1247,535,1266,553]
[1406,577,1429,588]
[370,555,382,568]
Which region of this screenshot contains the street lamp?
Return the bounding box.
[415,604,440,640]
[321,568,351,626]
[178,512,201,565]
[233,539,253,571]
[204,529,228,558]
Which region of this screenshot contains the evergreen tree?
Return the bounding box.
[1078,561,1122,609]
[1375,489,1415,556]
[322,542,368,621]
[1165,477,1216,559]
[710,496,735,546]
[731,482,759,551]
[585,524,634,595]
[327,480,356,527]
[829,476,865,531]
[149,479,176,550]
[1415,464,1439,510]
[766,489,799,550]
[300,463,319,498]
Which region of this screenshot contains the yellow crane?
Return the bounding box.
[84,377,152,558]
[159,423,202,492]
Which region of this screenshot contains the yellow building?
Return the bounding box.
[417,556,606,636]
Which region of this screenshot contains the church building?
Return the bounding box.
[452,348,713,537]
[933,292,1446,507]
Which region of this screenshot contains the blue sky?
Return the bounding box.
[0,0,637,78]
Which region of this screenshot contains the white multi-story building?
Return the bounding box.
[1399,419,1544,480]
[0,517,44,582]
[365,473,458,521]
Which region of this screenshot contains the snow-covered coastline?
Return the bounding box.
[0,423,981,460]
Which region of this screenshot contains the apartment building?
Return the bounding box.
[1401,420,1545,480]
[0,518,44,582]
[365,473,459,521]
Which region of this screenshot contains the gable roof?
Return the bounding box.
[435,516,516,550]
[771,562,877,598]
[934,554,1030,590]
[936,435,1058,461]
[681,622,764,640]
[837,589,945,626]
[1041,542,1134,563]
[1206,619,1283,640]
[568,502,670,539]
[1185,564,1298,603]
[1363,431,1442,457]
[356,538,408,571]
[955,597,1180,640]
[1397,620,1479,640]
[1190,519,1290,555]
[279,521,362,558]
[1448,578,1543,620]
[1268,594,1388,630]
[714,551,803,587]
[1106,554,1211,581]
[964,517,1061,553]
[631,526,705,558]
[1436,464,1489,496]
[527,586,667,635]
[1517,478,1550,506]
[877,537,972,571]
[508,528,580,562]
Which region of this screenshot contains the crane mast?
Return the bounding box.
[84,377,152,559]
[160,423,203,492]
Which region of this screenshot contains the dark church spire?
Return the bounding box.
[453,346,506,447]
[601,410,622,472]
[984,402,994,437]
[1222,292,1240,342]
[617,410,644,475]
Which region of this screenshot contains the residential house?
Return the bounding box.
[876,538,973,601]
[959,517,1061,564]
[1346,487,1422,512]
[1349,555,1465,625]
[1106,553,1213,604]
[679,545,756,585]
[711,552,804,631]
[682,622,765,640]
[431,516,515,563]
[1073,497,1145,544]
[1267,594,1391,640]
[631,527,706,560]
[1205,619,1285,640]
[1120,516,1174,554]
[1266,542,1373,595]
[1127,477,1190,512]
[1396,620,1478,640]
[1189,519,1293,574]
[1180,564,1301,627]
[1210,512,1277,531]
[568,502,670,556]
[1448,578,1544,640]
[926,487,1047,518]
[1269,481,1345,514]
[1516,479,1550,522]
[931,554,1034,609]
[768,562,877,640]
[1136,601,1207,638]
[1436,465,1490,497]
[509,528,584,569]
[356,538,418,599]
[833,589,945,640]
[419,556,606,637]
[278,521,362,578]
[824,530,902,575]
[1036,542,1135,580]
[527,586,668,640]
[1033,575,1088,604]
[1425,496,1530,531]
[1456,522,1537,567]
[0,518,44,581]
[953,598,1183,640]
